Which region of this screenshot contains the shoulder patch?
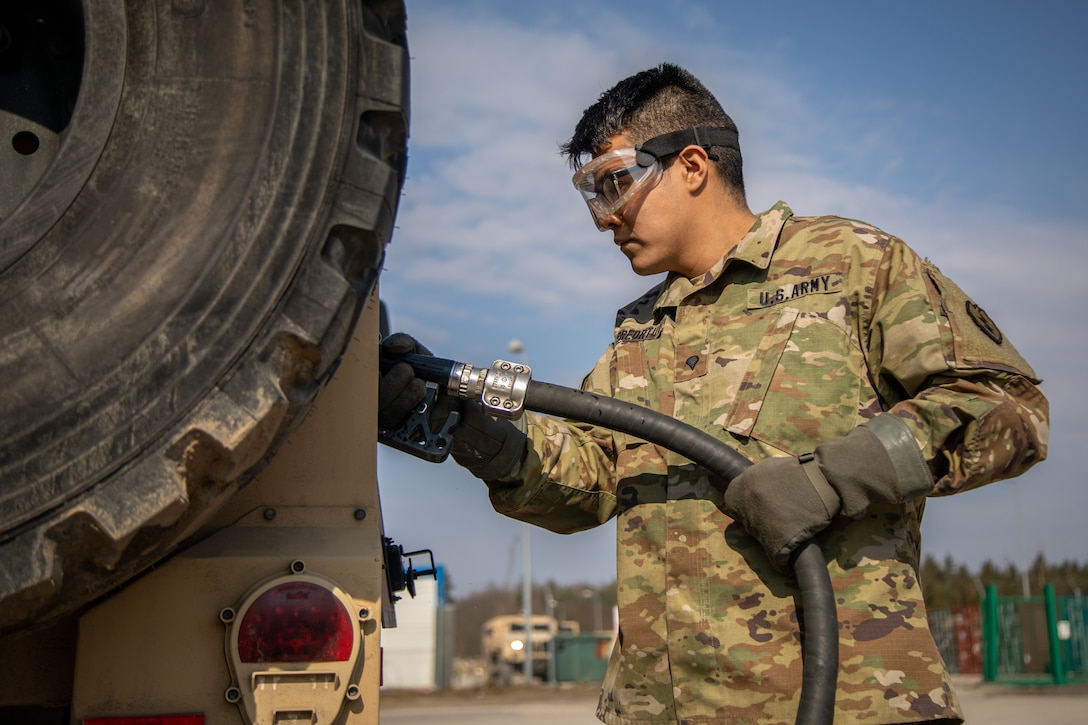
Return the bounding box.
[923,262,1038,381]
[965,300,1002,344]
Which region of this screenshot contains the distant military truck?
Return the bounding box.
[482,614,580,684]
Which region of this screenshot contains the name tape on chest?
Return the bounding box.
[616,323,665,343]
[747,273,843,310]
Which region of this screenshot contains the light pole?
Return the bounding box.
[509,339,533,683]
[545,583,558,686]
[582,587,603,632]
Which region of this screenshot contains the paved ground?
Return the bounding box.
[379,675,1088,724]
[379,683,602,724]
[948,674,1088,724]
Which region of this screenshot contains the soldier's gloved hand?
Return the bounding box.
[378,332,432,430]
[378,333,528,481]
[449,400,528,482]
[723,415,933,573]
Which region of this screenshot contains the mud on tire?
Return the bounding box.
[0,0,409,634]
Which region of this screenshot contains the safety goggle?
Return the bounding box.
[571,126,740,231]
[572,148,661,231]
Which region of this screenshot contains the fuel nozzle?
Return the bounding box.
[378,353,532,462]
[383,353,532,419]
[448,358,533,419]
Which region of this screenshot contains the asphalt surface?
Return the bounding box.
[379,683,601,724]
[379,675,1088,724]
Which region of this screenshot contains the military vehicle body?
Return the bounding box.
[481,614,580,684]
[0,1,413,723]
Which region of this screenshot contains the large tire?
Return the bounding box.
[0,0,409,634]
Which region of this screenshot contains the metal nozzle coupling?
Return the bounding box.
[447,359,532,419]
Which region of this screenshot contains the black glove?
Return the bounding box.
[378,332,432,430]
[449,399,528,481]
[722,415,933,572]
[378,333,528,481]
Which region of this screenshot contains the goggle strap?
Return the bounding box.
[635,126,739,167]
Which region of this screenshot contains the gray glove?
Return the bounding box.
[378,333,528,481]
[722,415,933,572]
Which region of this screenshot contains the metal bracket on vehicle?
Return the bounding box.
[383,537,437,601]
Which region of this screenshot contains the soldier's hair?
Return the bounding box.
[561,63,745,199]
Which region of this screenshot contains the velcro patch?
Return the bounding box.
[924,262,1038,381]
[616,323,664,343]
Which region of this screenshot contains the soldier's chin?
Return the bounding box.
[620,245,660,276]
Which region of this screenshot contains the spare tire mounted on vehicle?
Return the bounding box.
[0,0,409,634]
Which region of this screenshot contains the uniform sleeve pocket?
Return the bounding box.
[923,262,1039,382]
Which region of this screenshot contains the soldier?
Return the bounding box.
[379,63,1048,724]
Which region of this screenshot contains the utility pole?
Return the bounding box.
[583,587,603,632]
[510,340,533,683]
[545,583,557,686]
[522,522,532,682]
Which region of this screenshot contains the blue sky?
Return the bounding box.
[376,0,1087,597]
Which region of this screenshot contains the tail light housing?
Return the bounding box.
[236,580,354,663]
[222,562,367,725]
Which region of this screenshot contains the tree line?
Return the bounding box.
[919,553,1087,609]
[445,554,1087,657]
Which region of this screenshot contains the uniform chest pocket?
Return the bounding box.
[608,341,670,485]
[711,307,862,453]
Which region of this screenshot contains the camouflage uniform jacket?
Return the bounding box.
[486,201,1049,724]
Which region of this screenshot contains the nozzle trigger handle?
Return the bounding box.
[377,381,460,463]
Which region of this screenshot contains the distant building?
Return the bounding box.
[380,566,454,689]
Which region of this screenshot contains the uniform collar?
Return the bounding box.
[728,200,793,271]
[654,201,793,310]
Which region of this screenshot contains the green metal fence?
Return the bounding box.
[929,607,958,672]
[928,605,983,674]
[981,584,1088,686]
[1059,591,1088,680]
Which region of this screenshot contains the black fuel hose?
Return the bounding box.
[385,354,837,725]
[524,380,837,725]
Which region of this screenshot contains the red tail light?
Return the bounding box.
[236,580,353,663]
[224,569,365,725]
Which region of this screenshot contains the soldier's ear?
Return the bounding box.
[676,145,711,190]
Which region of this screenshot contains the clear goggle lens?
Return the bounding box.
[571,148,662,230]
